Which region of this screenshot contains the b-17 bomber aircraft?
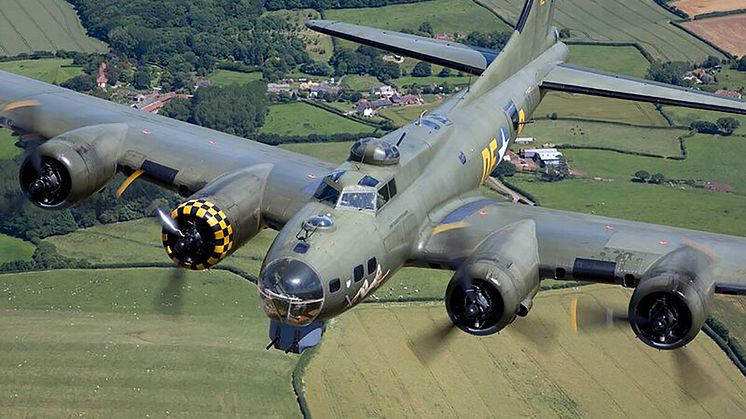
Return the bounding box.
[1,0,746,356]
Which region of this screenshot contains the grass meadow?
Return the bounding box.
[0,235,35,264]
[260,102,377,136]
[535,93,669,127]
[0,129,22,159]
[304,286,746,418]
[0,269,300,418]
[477,0,723,61]
[566,44,651,78]
[0,58,82,84]
[0,0,107,56]
[207,70,262,87]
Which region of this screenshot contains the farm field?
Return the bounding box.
[712,295,746,347]
[682,14,746,58]
[260,102,376,136]
[521,118,684,156]
[0,129,22,159]
[0,235,34,264]
[325,0,512,36]
[673,0,746,16]
[477,0,723,61]
[661,105,746,136]
[509,176,746,236]
[303,285,746,418]
[535,92,668,126]
[0,58,82,84]
[0,269,300,418]
[207,70,262,87]
[566,44,651,78]
[341,75,384,92]
[0,0,107,56]
[46,218,277,276]
[378,103,442,127]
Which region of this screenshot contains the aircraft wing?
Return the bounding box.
[414,197,746,294]
[0,70,336,227]
[541,64,746,115]
[306,20,494,75]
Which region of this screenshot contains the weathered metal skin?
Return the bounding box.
[19,123,127,208]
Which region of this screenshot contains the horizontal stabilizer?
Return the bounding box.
[541,64,746,115]
[306,20,494,75]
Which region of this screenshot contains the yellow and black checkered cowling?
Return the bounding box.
[162,199,234,270]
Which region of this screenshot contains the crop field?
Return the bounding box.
[325,0,512,36]
[0,235,35,264]
[0,269,300,418]
[521,118,684,156]
[682,14,746,58]
[673,0,746,16]
[207,70,262,87]
[535,92,668,126]
[260,102,377,136]
[303,285,746,418]
[566,44,650,78]
[0,58,82,84]
[477,0,723,61]
[712,295,746,345]
[0,0,107,56]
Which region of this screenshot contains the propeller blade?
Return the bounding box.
[572,296,629,332]
[673,348,715,401]
[409,318,459,364]
[155,205,184,237]
[155,268,187,315]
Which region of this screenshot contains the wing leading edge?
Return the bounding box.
[306,20,494,75]
[541,64,746,115]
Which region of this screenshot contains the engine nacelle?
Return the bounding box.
[628,246,714,350]
[446,220,540,335]
[162,165,270,270]
[19,124,126,208]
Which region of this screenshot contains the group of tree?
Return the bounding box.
[646,61,694,87]
[632,170,668,184]
[329,46,400,81]
[264,0,427,11]
[161,81,269,138]
[690,117,740,136]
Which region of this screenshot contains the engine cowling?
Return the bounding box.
[445,220,540,335]
[628,246,714,350]
[19,124,126,208]
[162,165,270,270]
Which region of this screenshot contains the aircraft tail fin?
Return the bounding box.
[468,0,559,97]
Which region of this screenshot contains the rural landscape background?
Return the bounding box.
[0,0,745,417]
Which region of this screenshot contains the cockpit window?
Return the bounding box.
[358,175,380,187]
[337,186,376,213]
[313,181,340,205]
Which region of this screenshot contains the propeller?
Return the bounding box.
[409,317,459,364]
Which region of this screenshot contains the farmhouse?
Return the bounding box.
[515,137,535,144]
[520,147,563,167]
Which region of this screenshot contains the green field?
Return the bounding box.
[661,105,746,136]
[0,235,35,264]
[378,103,442,127]
[303,286,746,418]
[325,0,511,36]
[521,118,684,157]
[0,269,300,418]
[567,44,651,78]
[0,58,82,84]
[478,0,722,61]
[46,219,277,276]
[0,128,22,159]
[260,102,376,136]
[207,70,262,87]
[535,92,669,127]
[341,75,383,92]
[0,0,107,56]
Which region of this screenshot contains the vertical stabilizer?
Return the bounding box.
[469,0,558,97]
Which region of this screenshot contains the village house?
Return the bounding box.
[715,89,743,100]
[96,62,108,90]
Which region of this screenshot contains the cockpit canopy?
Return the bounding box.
[349,137,400,166]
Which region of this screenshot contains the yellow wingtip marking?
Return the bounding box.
[2,99,40,112]
[115,169,145,198]
[570,295,578,336]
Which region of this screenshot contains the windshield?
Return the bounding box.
[337,186,376,212]
[313,181,340,205]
